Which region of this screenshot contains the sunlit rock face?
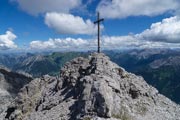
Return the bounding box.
[4,53,180,120]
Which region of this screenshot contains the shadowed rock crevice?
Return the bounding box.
[0,68,32,95]
[5,107,16,119]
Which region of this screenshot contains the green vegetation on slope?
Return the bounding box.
[136,66,180,104]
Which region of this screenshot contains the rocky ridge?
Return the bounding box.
[3,53,180,120]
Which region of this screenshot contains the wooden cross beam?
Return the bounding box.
[94,12,104,53]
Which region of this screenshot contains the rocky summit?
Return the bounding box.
[3,53,180,120]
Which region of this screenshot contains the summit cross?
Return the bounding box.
[94,12,104,53]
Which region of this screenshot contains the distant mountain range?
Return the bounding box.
[0,52,88,77]
[0,49,180,103]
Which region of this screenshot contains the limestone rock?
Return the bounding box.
[4,53,180,120]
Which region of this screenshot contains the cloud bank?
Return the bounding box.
[30,16,180,50]
[30,38,91,50]
[97,0,180,19]
[14,0,81,15]
[0,31,17,50]
[45,12,97,35]
[137,16,180,43]
[30,36,180,51]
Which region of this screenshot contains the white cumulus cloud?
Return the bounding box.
[97,0,180,19]
[45,12,97,35]
[13,0,81,15]
[30,35,180,51]
[0,31,17,50]
[137,16,180,43]
[30,38,92,51]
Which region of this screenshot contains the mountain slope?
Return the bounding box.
[12,52,87,77]
[0,67,32,116]
[136,56,180,104]
[13,55,59,77]
[4,53,180,120]
[0,53,34,69]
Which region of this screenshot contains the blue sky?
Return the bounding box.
[0,0,180,51]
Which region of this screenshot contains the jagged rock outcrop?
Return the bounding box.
[0,67,32,118]
[4,53,180,120]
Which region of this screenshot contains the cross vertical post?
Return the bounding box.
[94,12,104,53]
